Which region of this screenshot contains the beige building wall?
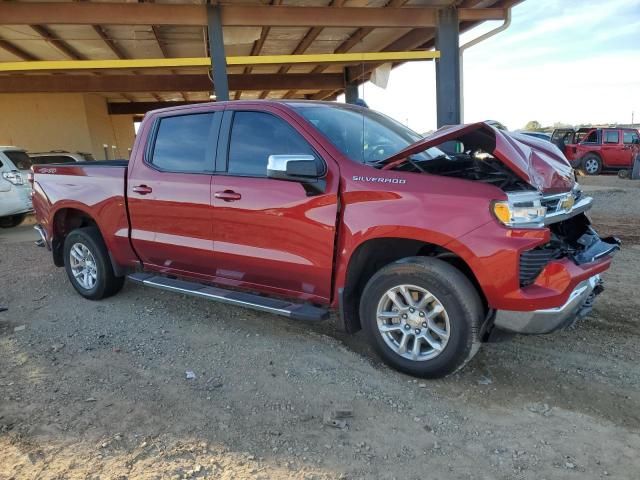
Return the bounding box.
[0,93,135,160]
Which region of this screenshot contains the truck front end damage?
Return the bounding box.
[379,122,620,335]
[493,190,619,334]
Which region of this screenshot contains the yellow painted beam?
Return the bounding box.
[0,51,439,73]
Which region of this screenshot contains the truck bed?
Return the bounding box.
[32,160,137,269]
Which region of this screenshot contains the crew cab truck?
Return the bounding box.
[31,101,620,378]
[552,127,640,175]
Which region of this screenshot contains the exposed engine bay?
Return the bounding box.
[388,151,534,192]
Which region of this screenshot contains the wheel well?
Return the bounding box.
[339,238,486,333]
[51,208,99,267]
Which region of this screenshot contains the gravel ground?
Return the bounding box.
[1,176,639,479]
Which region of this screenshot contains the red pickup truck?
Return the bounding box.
[31,101,620,378]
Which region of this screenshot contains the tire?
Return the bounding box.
[0,213,26,228]
[63,226,124,300]
[632,155,640,180]
[359,257,483,378]
[581,153,602,175]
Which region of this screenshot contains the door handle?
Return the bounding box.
[214,190,242,202]
[132,185,153,195]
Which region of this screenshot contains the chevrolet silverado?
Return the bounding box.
[31,101,620,378]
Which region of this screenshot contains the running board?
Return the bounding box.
[127,273,329,322]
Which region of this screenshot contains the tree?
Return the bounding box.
[524,120,542,131]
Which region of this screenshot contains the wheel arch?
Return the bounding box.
[338,236,486,334]
[50,207,123,275]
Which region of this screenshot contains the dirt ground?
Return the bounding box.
[1,175,639,479]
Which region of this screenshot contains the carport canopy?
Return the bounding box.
[0,0,519,125]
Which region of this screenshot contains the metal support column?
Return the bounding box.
[207,3,229,101]
[344,69,358,104]
[435,7,461,127]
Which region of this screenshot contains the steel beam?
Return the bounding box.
[0,3,439,28]
[207,4,229,101]
[435,7,461,127]
[0,52,439,74]
[0,73,345,93]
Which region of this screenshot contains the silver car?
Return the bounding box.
[0,147,33,228]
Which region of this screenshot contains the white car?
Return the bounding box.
[29,150,95,165]
[0,147,33,228]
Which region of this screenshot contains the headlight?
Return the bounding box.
[2,170,24,186]
[492,191,546,228]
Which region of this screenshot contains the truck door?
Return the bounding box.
[210,107,339,303]
[601,129,624,167]
[127,109,222,280]
[622,130,640,167]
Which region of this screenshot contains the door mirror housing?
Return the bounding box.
[267,154,320,180]
[267,154,325,195]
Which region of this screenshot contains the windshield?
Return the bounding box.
[5,150,32,170]
[292,104,445,164]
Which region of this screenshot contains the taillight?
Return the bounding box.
[2,170,24,185]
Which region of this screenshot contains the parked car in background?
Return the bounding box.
[518,131,552,142]
[552,127,640,175]
[0,146,33,228]
[31,102,620,378]
[29,150,95,165]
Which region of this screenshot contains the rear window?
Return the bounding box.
[30,155,76,165]
[4,150,32,170]
[623,131,639,144]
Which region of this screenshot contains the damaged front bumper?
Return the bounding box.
[494,274,604,334]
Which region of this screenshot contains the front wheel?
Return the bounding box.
[581,154,602,175]
[360,257,483,378]
[63,226,124,300]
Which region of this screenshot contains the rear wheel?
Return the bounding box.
[581,153,602,175]
[0,213,26,228]
[360,257,483,378]
[63,226,124,300]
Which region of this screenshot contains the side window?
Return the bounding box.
[583,131,598,144]
[227,111,319,177]
[151,113,217,172]
[623,131,639,144]
[604,130,619,144]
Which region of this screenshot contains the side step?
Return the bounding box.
[127,273,329,322]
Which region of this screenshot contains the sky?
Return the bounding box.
[347,0,640,133]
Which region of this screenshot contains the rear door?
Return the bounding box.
[210,106,339,302]
[127,108,222,280]
[601,129,624,167]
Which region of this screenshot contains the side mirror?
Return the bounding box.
[267,154,320,180]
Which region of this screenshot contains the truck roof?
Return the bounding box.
[144,99,354,117]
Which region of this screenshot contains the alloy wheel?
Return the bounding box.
[376,284,450,361]
[69,242,98,290]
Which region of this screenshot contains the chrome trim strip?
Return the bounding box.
[544,195,593,225]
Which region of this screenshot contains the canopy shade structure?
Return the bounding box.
[0,0,521,119]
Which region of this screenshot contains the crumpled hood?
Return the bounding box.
[382,122,575,193]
